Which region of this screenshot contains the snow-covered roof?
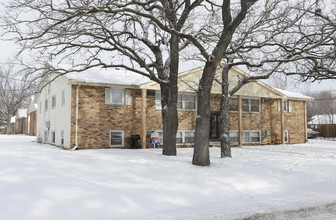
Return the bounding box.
[65,68,151,86]
[309,114,336,125]
[17,109,27,118]
[273,88,313,100]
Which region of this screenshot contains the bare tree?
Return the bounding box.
[173,0,335,165]
[307,90,336,122]
[0,64,36,134]
[2,0,335,166]
[1,0,204,155]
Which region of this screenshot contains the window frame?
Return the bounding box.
[45,99,48,111]
[148,130,195,145]
[242,97,261,113]
[51,95,56,109]
[110,130,124,147]
[242,130,262,144]
[229,130,239,143]
[51,131,56,144]
[111,88,125,105]
[284,130,289,143]
[155,91,197,111]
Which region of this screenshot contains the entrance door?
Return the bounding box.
[210,113,219,140]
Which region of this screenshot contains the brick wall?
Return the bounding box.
[71,86,307,148]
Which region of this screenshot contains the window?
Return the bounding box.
[155,92,162,109]
[51,131,55,144]
[52,95,56,109]
[61,90,65,106]
[146,90,155,97]
[242,130,261,144]
[284,131,289,143]
[278,100,292,112]
[111,88,124,104]
[242,98,260,113]
[184,94,197,110]
[176,131,183,144]
[229,97,238,112]
[242,99,250,112]
[45,99,48,111]
[284,100,288,112]
[61,130,64,146]
[185,131,195,144]
[264,130,271,136]
[155,91,197,110]
[250,99,260,113]
[44,130,48,143]
[229,130,239,143]
[147,130,195,145]
[177,94,183,110]
[110,130,124,147]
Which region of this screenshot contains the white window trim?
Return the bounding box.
[182,130,195,145]
[242,97,261,113]
[111,88,125,105]
[242,130,262,144]
[149,130,196,145]
[229,130,239,143]
[110,130,124,147]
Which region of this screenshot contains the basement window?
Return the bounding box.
[242,130,261,144]
[110,130,124,147]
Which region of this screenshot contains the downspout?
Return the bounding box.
[71,84,80,151]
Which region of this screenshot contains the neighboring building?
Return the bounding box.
[36,65,312,149]
[26,95,38,136]
[15,109,27,134]
[308,114,336,137]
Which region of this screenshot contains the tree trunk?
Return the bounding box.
[6,116,12,135]
[219,65,231,158]
[192,62,220,166]
[161,35,179,156]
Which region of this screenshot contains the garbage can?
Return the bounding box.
[130,134,141,149]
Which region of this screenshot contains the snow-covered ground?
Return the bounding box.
[0,135,335,220]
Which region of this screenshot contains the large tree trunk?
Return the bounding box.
[219,65,231,158]
[6,116,12,135]
[192,62,219,166]
[161,35,179,156]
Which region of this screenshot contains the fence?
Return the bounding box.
[309,124,336,138]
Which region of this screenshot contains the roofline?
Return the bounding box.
[69,80,141,89]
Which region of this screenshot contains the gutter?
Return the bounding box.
[71,84,80,151]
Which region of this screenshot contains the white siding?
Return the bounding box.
[36,74,72,149]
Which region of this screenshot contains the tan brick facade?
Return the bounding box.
[70,85,307,149]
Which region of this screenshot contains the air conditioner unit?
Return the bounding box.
[45,121,50,128]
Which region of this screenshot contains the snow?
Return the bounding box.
[65,67,151,86]
[0,135,336,220]
[309,114,336,125]
[274,88,313,100]
[17,109,27,118]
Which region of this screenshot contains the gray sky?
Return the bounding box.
[0,1,334,94]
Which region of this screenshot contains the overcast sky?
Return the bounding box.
[0,2,334,94]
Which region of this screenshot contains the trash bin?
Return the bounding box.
[130,134,141,149]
